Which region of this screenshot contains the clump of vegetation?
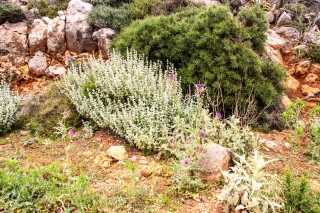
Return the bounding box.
[27,0,70,19]
[111,5,287,116]
[0,159,100,212]
[0,3,25,25]
[129,0,162,19]
[83,0,131,7]
[217,152,282,213]
[87,4,132,32]
[16,83,82,137]
[0,79,20,134]
[308,43,320,63]
[282,172,320,213]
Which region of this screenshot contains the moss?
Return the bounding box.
[16,83,83,137]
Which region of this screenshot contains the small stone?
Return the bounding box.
[265,140,277,149]
[83,150,92,157]
[107,146,128,161]
[301,85,320,97]
[284,143,291,149]
[285,76,300,91]
[140,166,152,177]
[20,130,30,136]
[305,73,319,83]
[281,95,291,109]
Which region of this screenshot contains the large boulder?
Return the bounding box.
[65,0,97,54]
[47,11,66,56]
[28,51,48,77]
[0,22,27,66]
[28,18,49,56]
[303,26,320,44]
[263,30,288,63]
[275,27,300,40]
[198,143,232,183]
[275,11,291,27]
[92,28,116,60]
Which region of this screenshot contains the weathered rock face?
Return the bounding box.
[28,18,49,56]
[275,11,291,27]
[28,51,48,77]
[65,0,97,54]
[301,85,320,97]
[92,28,116,60]
[0,22,27,66]
[275,27,300,40]
[285,75,300,91]
[263,30,288,63]
[198,143,232,183]
[47,12,66,56]
[45,64,66,77]
[303,26,320,44]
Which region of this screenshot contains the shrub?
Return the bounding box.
[282,172,320,213]
[309,43,320,63]
[0,3,25,25]
[87,4,132,32]
[27,0,70,19]
[16,83,82,137]
[59,50,184,150]
[0,79,20,134]
[217,152,282,213]
[129,0,162,19]
[111,5,287,116]
[83,0,131,7]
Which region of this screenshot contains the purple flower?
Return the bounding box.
[216,113,222,119]
[69,130,75,135]
[200,132,206,137]
[200,197,204,202]
[196,84,204,90]
[169,73,175,80]
[185,135,190,141]
[184,158,190,165]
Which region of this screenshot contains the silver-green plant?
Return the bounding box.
[217,151,282,213]
[0,79,20,134]
[59,50,183,150]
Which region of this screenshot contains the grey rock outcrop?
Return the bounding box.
[92,28,116,60]
[303,26,320,44]
[275,27,300,40]
[65,0,97,54]
[48,12,66,56]
[275,11,291,27]
[28,18,48,56]
[28,51,48,77]
[198,143,232,183]
[0,22,28,66]
[45,64,66,77]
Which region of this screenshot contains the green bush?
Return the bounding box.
[27,0,70,19]
[0,79,20,134]
[83,0,131,7]
[60,50,184,150]
[283,172,320,213]
[0,3,25,25]
[309,44,320,63]
[87,4,132,32]
[16,83,82,137]
[129,0,162,19]
[0,159,100,212]
[111,5,287,116]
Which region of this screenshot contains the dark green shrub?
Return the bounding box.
[283,172,320,213]
[0,3,25,25]
[112,5,287,115]
[15,83,83,137]
[27,0,70,19]
[87,4,132,32]
[83,0,131,7]
[309,44,320,63]
[129,0,162,19]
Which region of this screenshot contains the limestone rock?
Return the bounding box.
[301,85,320,97]
[28,18,48,56]
[92,28,116,60]
[263,30,288,63]
[305,73,319,83]
[107,146,128,161]
[303,26,320,44]
[295,60,311,77]
[275,11,291,27]
[198,143,232,183]
[266,11,274,23]
[28,51,48,77]
[275,27,300,40]
[94,152,112,168]
[47,13,66,56]
[65,0,97,53]
[285,76,300,91]
[0,22,27,66]
[310,63,320,77]
[45,64,66,77]
[281,95,291,108]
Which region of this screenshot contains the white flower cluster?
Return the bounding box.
[0,79,20,133]
[60,50,183,150]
